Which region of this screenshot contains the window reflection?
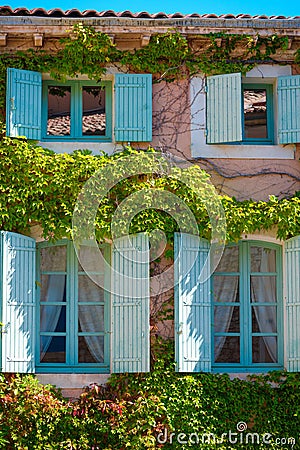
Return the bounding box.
[82,86,106,135]
[47,86,71,136]
[243,88,267,139]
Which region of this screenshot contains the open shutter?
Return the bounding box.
[114,74,152,142]
[0,231,36,373]
[285,236,300,371]
[206,72,242,144]
[174,233,211,372]
[278,75,300,144]
[6,68,42,139]
[112,233,149,373]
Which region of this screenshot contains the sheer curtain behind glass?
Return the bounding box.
[78,245,106,363]
[214,246,239,361]
[40,245,66,362]
[251,247,277,363]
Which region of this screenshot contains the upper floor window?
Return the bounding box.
[243,83,273,144]
[6,68,152,143]
[44,81,112,141]
[205,72,300,146]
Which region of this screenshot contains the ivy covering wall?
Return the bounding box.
[1,361,300,449]
[0,130,300,243]
[0,24,294,113]
[0,25,299,241]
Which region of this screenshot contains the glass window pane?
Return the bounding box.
[40,274,66,302]
[78,276,105,302]
[82,86,106,136]
[250,246,276,272]
[78,336,104,363]
[251,276,277,303]
[216,246,239,272]
[40,336,66,363]
[252,336,277,363]
[78,305,104,332]
[213,276,239,303]
[47,86,71,136]
[252,306,277,333]
[78,245,105,273]
[40,275,66,302]
[243,89,267,139]
[40,245,67,272]
[214,336,240,363]
[214,306,240,332]
[40,305,66,332]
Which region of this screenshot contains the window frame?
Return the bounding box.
[241,82,274,145]
[42,79,113,142]
[35,239,111,374]
[192,66,297,158]
[212,240,284,373]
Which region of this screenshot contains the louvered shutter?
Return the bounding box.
[112,233,150,373]
[0,231,36,373]
[114,74,152,142]
[278,75,300,144]
[174,233,211,372]
[285,236,300,371]
[6,68,42,140]
[206,72,242,144]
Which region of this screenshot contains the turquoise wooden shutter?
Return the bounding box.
[206,72,242,144]
[278,75,300,144]
[114,74,152,142]
[285,236,300,372]
[0,231,36,373]
[112,233,149,373]
[174,233,211,372]
[6,68,42,139]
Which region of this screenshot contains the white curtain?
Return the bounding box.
[40,245,105,364]
[40,274,65,361]
[214,246,239,361]
[251,248,277,363]
[214,276,239,361]
[214,245,277,364]
[78,246,105,363]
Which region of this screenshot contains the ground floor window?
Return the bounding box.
[213,241,283,370]
[36,240,110,372]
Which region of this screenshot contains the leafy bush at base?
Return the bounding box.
[0,360,300,449]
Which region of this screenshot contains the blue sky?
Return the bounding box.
[4,0,300,17]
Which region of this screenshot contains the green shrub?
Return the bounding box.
[0,358,300,449]
[0,373,75,449]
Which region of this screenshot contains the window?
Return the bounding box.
[213,241,283,370]
[36,240,111,372]
[205,72,300,145]
[243,83,273,144]
[174,233,300,374]
[43,80,112,141]
[6,68,152,143]
[0,232,150,374]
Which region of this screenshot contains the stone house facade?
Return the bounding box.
[0,7,300,396]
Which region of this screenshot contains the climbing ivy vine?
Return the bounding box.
[0,24,298,243]
[0,23,292,114]
[0,128,299,243]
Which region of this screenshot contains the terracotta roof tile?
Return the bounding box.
[0,6,299,20]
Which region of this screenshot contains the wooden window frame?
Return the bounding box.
[42,80,113,142]
[242,82,274,145]
[35,239,111,374]
[212,240,283,373]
